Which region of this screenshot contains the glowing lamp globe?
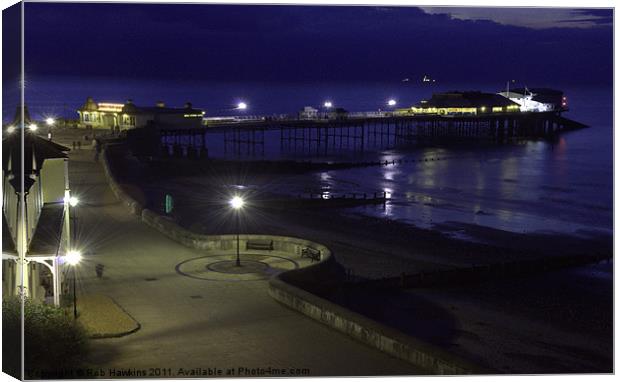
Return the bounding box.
[28,124,38,131]
[237,102,247,110]
[6,125,15,134]
[64,195,79,207]
[230,196,245,210]
[388,99,397,106]
[65,250,82,266]
[69,196,79,207]
[324,101,333,108]
[46,118,55,126]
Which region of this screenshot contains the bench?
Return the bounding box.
[246,239,274,251]
[301,247,321,262]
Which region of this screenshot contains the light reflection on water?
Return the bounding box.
[267,119,612,236]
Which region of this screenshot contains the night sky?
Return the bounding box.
[17,3,612,86]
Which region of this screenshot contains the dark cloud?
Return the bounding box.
[22,4,613,86]
[571,9,613,24]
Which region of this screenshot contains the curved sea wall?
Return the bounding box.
[101,144,488,375]
[269,269,487,374]
[101,145,144,216]
[141,207,330,256]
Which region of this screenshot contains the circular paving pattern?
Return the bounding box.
[207,260,270,274]
[176,253,300,281]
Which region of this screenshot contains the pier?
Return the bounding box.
[128,111,588,159]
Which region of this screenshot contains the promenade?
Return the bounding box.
[54,129,611,374]
[60,133,421,376]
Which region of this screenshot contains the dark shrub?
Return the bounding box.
[2,297,89,379]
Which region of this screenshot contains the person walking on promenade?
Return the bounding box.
[72,141,76,150]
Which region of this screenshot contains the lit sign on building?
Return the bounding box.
[98,103,124,112]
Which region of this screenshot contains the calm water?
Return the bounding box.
[15,76,613,237]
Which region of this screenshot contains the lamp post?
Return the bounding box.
[46,118,55,140]
[229,196,245,266]
[65,250,82,319]
[65,194,79,246]
[323,101,333,119]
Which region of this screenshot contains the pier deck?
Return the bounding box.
[128,111,588,159]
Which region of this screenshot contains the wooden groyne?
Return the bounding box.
[342,253,611,291]
[259,191,388,210]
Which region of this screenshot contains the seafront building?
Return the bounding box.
[77,97,205,131]
[299,106,319,120]
[397,91,521,116]
[497,88,567,113]
[2,106,72,305]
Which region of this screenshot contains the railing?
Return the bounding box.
[202,111,397,125]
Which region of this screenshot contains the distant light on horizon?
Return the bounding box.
[324,101,333,108]
[237,102,248,110]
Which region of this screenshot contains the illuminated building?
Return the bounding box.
[498,88,567,113]
[397,91,521,116]
[2,107,71,305]
[299,106,319,120]
[77,97,205,131]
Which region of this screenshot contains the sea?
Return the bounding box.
[9,76,614,238]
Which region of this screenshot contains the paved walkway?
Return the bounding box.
[64,141,421,376]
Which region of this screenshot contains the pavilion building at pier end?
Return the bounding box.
[77,97,205,132]
[398,91,521,116]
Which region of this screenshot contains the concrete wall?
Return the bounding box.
[101,146,144,216]
[141,207,329,257]
[269,268,488,375]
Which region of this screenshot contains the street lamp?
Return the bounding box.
[237,102,248,110]
[28,123,38,132]
[65,250,82,319]
[323,101,333,119]
[388,99,397,107]
[64,195,79,207]
[46,117,55,126]
[6,125,15,134]
[229,196,245,267]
